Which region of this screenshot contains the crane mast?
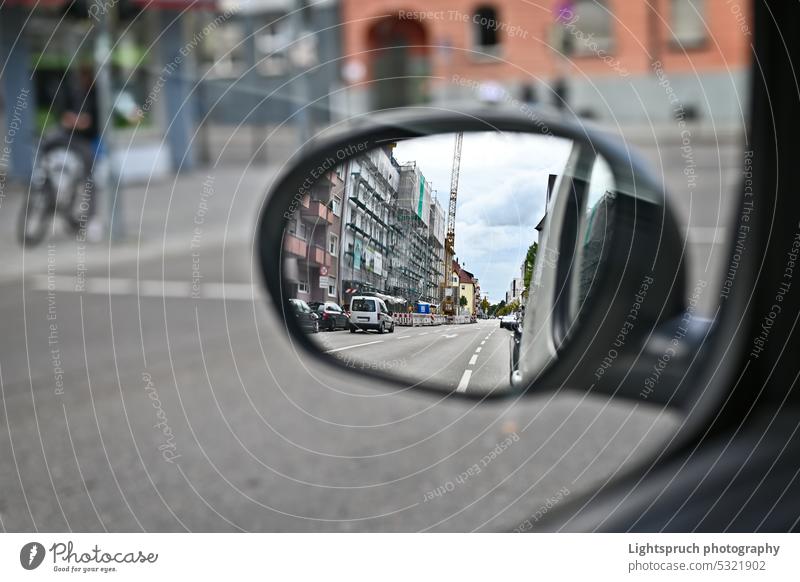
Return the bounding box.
[442,132,463,314]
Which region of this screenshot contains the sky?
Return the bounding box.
[393,132,573,303]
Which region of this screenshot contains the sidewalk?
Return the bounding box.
[0,162,281,283]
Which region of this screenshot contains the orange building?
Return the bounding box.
[339,0,752,125]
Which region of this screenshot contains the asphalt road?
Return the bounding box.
[310,320,511,394]
[0,131,742,532]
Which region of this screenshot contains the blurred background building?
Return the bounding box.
[339,0,751,125]
[1,0,751,183]
[0,0,341,182]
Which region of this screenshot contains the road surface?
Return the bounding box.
[311,320,511,394]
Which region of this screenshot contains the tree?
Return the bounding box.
[480,297,490,313]
[489,300,506,316]
[497,299,520,316]
[459,295,468,307]
[523,241,539,296]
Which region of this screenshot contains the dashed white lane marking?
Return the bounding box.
[456,370,472,393]
[419,332,429,336]
[468,354,478,365]
[443,334,458,338]
[475,347,482,353]
[87,277,134,294]
[324,340,383,353]
[480,340,486,345]
[30,275,259,301]
[140,280,191,297]
[398,335,411,339]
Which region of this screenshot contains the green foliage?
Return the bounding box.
[459,295,468,307]
[496,299,520,317]
[523,242,539,294]
[488,300,506,316]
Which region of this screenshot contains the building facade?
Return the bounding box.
[338,145,400,305]
[506,276,524,305]
[285,145,477,313]
[389,161,439,304]
[284,168,344,304]
[339,0,751,127]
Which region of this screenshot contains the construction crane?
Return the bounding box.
[442,132,463,315]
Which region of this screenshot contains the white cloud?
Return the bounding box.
[393,132,573,301]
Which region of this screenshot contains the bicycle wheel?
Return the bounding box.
[18,180,55,247]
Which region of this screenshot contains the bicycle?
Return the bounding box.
[18,130,97,247]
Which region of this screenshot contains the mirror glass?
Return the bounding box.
[281,131,614,394]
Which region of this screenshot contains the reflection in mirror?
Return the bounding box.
[281,131,613,394]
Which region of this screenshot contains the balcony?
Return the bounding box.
[283,233,307,258]
[308,245,333,268]
[300,200,334,224]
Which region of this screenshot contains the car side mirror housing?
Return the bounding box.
[258,107,691,405]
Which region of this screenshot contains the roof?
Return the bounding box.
[453,260,476,285]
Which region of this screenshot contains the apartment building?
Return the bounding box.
[427,198,447,304]
[340,0,751,127]
[388,161,437,303]
[506,277,525,305]
[455,261,479,316]
[286,147,474,313]
[338,145,401,304]
[284,168,345,303]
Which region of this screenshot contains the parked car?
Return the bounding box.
[289,299,319,334]
[309,301,349,331]
[499,313,518,330]
[348,296,395,334]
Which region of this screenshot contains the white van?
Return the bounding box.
[349,296,395,334]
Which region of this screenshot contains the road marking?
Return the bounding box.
[443,334,458,338]
[419,332,429,336]
[480,340,486,345]
[324,340,384,353]
[140,280,191,297]
[398,335,411,339]
[29,275,260,301]
[468,354,478,365]
[456,370,472,393]
[203,282,256,300]
[475,347,482,353]
[87,277,135,294]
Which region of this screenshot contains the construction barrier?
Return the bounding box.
[393,313,475,327]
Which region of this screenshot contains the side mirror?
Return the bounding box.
[258,107,693,405]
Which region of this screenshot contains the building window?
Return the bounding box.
[287,217,307,240]
[199,21,245,78]
[330,196,341,216]
[297,281,309,294]
[562,0,613,55]
[327,282,336,297]
[473,5,501,52]
[255,20,290,76]
[671,0,706,48]
[329,233,338,256]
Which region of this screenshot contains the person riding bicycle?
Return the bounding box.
[19,65,142,246]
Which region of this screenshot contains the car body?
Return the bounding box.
[309,301,349,331]
[289,298,319,334]
[349,296,395,333]
[499,314,518,330]
[261,19,800,535]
